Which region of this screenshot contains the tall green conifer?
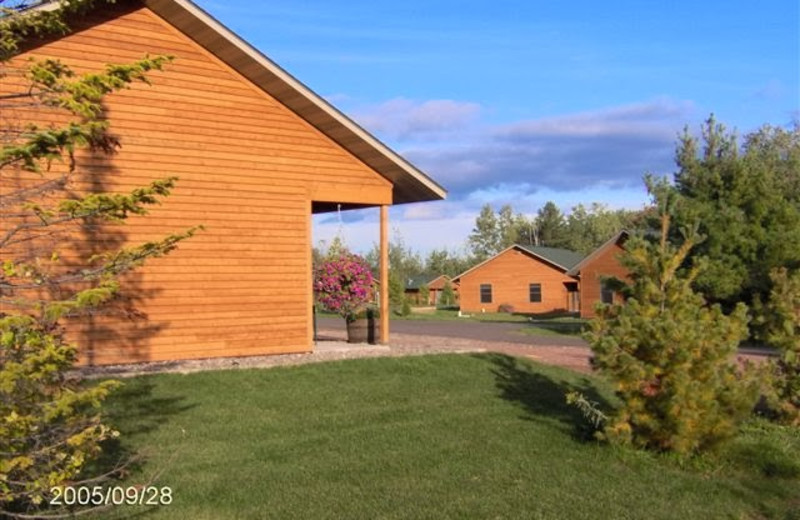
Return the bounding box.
[586,179,759,455]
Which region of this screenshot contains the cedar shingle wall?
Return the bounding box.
[0,6,392,364]
[458,249,575,313]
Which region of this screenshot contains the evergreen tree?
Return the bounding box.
[323,236,350,258]
[673,116,800,308]
[0,2,198,514]
[497,204,519,249]
[425,248,472,277]
[563,204,592,253]
[586,179,759,455]
[468,204,501,260]
[757,268,800,425]
[535,201,566,247]
[365,232,424,284]
[512,213,538,247]
[439,281,457,307]
[388,271,408,315]
[562,203,640,255]
[418,283,430,306]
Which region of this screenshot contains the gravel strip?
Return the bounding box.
[76,329,488,379]
[74,327,769,379]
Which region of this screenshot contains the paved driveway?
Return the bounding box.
[317,316,773,370]
[317,316,588,347]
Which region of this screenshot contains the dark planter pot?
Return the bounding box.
[346,316,379,344]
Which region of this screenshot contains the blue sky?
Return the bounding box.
[197,0,799,255]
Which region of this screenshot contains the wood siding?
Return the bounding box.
[405,275,450,306]
[578,241,629,318]
[458,249,576,314]
[427,276,449,291]
[1,5,393,364]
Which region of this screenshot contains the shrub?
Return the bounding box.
[0,317,120,513]
[440,281,457,306]
[585,181,760,455]
[418,284,430,306]
[498,303,515,314]
[388,271,406,308]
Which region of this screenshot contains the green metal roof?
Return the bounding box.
[516,245,584,271]
[405,274,443,290]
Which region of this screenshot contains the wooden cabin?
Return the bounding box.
[404,274,454,306]
[567,231,630,318]
[453,246,583,314]
[0,0,445,365]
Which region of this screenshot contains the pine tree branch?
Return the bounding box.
[0,172,69,206]
[27,55,174,119]
[0,177,179,249]
[1,0,116,62]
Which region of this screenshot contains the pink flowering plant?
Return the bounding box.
[313,253,375,322]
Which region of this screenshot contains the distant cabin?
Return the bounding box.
[453,237,630,317]
[453,246,583,314]
[404,275,454,306]
[0,0,445,365]
[567,231,630,318]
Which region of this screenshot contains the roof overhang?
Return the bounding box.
[142,0,447,205]
[452,245,576,282]
[566,230,630,276]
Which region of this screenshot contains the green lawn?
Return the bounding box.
[399,309,587,337]
[400,308,531,322]
[320,308,561,324]
[516,318,586,337]
[319,308,587,337]
[94,354,799,519]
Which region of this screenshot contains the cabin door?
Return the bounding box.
[565,282,579,313]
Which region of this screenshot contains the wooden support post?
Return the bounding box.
[380,205,389,344]
[307,199,314,349]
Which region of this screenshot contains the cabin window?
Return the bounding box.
[529,283,542,303]
[480,284,492,303]
[601,282,614,304]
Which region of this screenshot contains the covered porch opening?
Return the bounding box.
[564,281,580,313]
[310,202,390,346]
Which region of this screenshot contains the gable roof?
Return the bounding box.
[516,245,584,272]
[566,230,629,276]
[27,0,447,206]
[405,274,449,290]
[452,244,584,281]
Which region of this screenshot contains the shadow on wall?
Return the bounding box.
[62,118,168,366]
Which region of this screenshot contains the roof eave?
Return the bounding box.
[452,245,576,281]
[566,230,630,276]
[143,0,447,205]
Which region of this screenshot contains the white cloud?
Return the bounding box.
[751,79,788,101]
[313,97,694,254]
[398,97,695,196]
[496,98,693,138]
[351,98,481,141]
[312,206,473,255]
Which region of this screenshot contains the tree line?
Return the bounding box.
[314,201,646,290]
[467,201,647,259]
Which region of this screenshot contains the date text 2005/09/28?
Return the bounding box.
[49,486,173,506]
